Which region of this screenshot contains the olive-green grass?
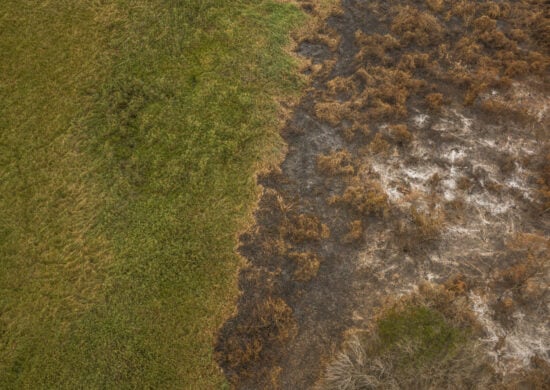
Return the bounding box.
[0,1,303,387]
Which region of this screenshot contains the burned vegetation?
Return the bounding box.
[217,0,549,388]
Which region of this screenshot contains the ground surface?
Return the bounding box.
[217,0,549,388]
[0,1,303,387]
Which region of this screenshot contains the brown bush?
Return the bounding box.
[284,214,330,243]
[315,101,351,126]
[387,124,413,145]
[369,133,391,155]
[355,32,400,64]
[391,6,444,46]
[289,251,321,282]
[326,76,357,96]
[317,150,355,176]
[504,60,529,77]
[473,15,497,33]
[397,52,431,71]
[503,356,550,390]
[331,177,389,217]
[426,0,444,13]
[455,36,483,64]
[451,1,477,26]
[425,92,444,110]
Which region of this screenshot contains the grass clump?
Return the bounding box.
[317,150,355,176]
[391,6,444,46]
[290,251,321,282]
[321,283,496,390]
[330,177,389,217]
[284,214,330,243]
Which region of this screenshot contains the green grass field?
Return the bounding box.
[0,1,303,387]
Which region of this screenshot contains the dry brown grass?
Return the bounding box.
[450,0,477,26]
[395,205,445,252]
[221,297,297,378]
[391,6,444,46]
[290,251,321,282]
[502,356,550,390]
[387,124,413,145]
[284,213,330,243]
[426,0,444,13]
[397,52,431,71]
[355,32,400,64]
[425,92,444,110]
[342,220,364,244]
[330,176,389,217]
[317,150,355,176]
[368,133,391,155]
[315,100,351,126]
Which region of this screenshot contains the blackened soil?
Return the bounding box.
[216,0,549,388]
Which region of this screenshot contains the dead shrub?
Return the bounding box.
[317,150,355,176]
[410,206,445,239]
[396,206,445,252]
[331,177,389,217]
[289,251,321,282]
[315,101,351,126]
[479,29,514,50]
[530,11,550,52]
[397,52,431,71]
[426,0,444,13]
[326,76,357,96]
[451,1,477,26]
[284,214,330,243]
[455,36,482,64]
[425,92,444,110]
[368,133,391,155]
[387,124,412,145]
[508,28,528,42]
[473,15,497,33]
[355,32,400,64]
[482,2,501,19]
[391,6,444,46]
[341,122,369,141]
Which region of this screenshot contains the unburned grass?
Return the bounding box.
[0,0,305,387]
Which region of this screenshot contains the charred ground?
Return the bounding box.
[216,1,549,388]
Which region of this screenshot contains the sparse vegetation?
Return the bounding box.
[284,213,330,243]
[317,150,355,176]
[321,283,497,390]
[218,297,297,381]
[330,176,389,217]
[290,251,321,282]
[342,220,364,244]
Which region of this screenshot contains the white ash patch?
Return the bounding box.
[469,292,550,373]
[412,114,429,128]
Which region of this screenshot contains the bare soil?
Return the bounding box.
[216,1,549,388]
